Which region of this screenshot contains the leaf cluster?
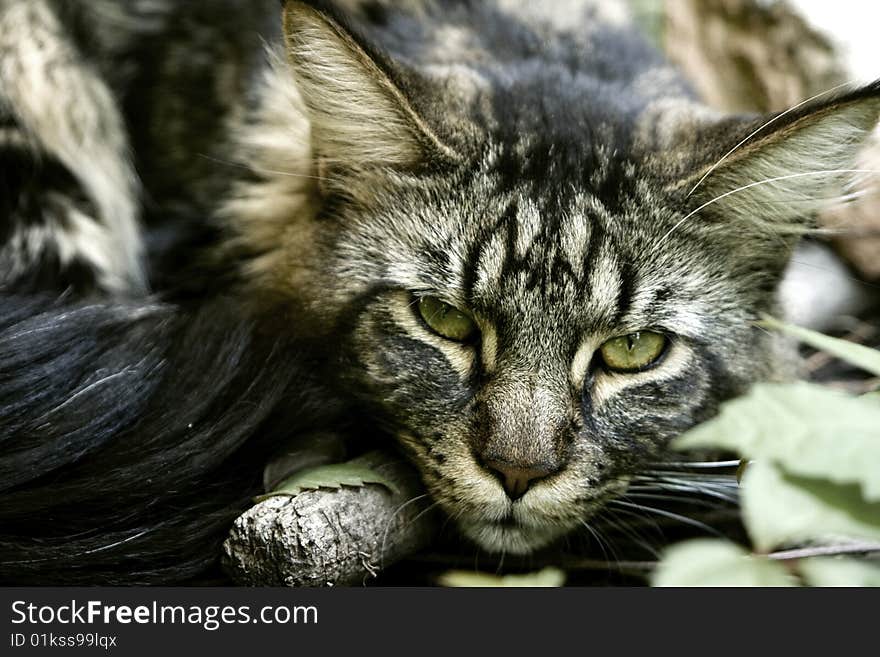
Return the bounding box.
[653,320,880,586]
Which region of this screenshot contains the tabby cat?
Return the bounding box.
[0,0,877,583]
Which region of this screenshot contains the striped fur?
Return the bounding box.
[1,0,878,581]
[264,1,879,552]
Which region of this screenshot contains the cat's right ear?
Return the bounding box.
[679,82,880,239]
[281,0,460,177]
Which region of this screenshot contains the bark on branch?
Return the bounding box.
[222,451,438,586]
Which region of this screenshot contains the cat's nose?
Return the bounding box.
[485,459,557,500]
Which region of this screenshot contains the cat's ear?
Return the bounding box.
[281,0,459,175]
[682,82,880,236]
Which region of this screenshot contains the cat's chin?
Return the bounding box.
[458,518,573,555]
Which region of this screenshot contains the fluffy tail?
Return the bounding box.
[0,294,332,584]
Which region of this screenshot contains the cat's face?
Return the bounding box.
[323,136,781,553]
[267,1,880,554]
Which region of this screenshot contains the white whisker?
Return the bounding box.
[651,460,741,469]
[380,493,430,568]
[660,169,880,247]
[608,500,724,536]
[197,152,332,183]
[686,81,857,198]
[595,509,662,558]
[580,520,608,559]
[639,471,739,484]
[633,484,739,505]
[625,491,730,509]
[580,518,620,568]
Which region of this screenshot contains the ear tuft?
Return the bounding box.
[281,0,459,172]
[684,82,880,237]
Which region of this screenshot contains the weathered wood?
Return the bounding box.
[222,451,438,586]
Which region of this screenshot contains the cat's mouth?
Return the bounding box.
[493,511,519,528]
[453,499,584,554]
[453,478,630,555]
[459,513,573,554]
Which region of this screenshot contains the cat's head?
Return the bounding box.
[255,1,880,553]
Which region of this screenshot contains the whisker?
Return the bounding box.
[634,476,740,500]
[580,520,609,561]
[637,472,740,486]
[196,152,333,183]
[608,500,724,537]
[659,169,880,247]
[625,491,731,509]
[637,478,739,491]
[489,549,505,575]
[650,460,741,469]
[642,469,739,480]
[380,493,430,569]
[595,508,662,558]
[628,483,739,505]
[685,80,859,198]
[580,518,621,568]
[83,528,151,555]
[643,481,740,495]
[405,500,441,529]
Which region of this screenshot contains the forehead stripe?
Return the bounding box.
[462,199,518,302]
[580,215,605,295]
[612,257,636,325]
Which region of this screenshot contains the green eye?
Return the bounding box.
[599,331,668,373]
[417,295,477,342]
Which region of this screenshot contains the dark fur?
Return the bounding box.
[0,292,347,584]
[1,0,878,583]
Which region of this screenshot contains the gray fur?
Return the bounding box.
[2,0,878,556]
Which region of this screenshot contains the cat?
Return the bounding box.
[0,0,877,584]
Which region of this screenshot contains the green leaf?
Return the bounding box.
[438,567,566,588]
[759,315,880,377]
[674,381,880,500]
[741,462,880,552]
[257,461,398,501]
[798,557,880,587]
[652,539,795,587]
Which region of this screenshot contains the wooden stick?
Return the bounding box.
[222,451,438,586]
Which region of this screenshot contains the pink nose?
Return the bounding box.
[485,460,557,500]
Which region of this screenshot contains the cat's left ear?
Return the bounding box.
[281,0,460,177]
[682,82,880,235]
